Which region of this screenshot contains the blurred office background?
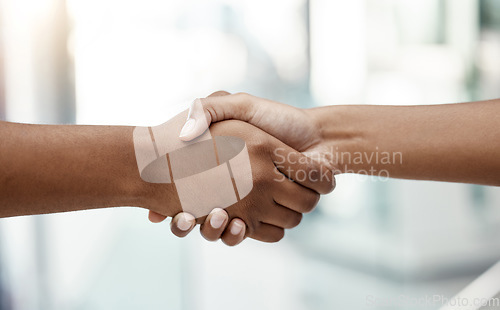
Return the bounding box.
[1,0,500,309]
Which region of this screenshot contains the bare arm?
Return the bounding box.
[180,93,500,186]
[311,100,500,185]
[0,121,177,217]
[0,118,327,247]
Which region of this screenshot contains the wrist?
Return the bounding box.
[306,105,370,173]
[125,125,181,217]
[137,182,181,217]
[124,163,181,218]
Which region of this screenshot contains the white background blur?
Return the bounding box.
[1,0,500,309]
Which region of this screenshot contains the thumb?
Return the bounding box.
[178,98,210,141]
[178,92,252,141]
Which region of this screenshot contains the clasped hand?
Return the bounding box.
[148,91,336,246]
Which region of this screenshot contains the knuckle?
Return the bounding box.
[311,192,321,207]
[232,92,255,117]
[288,212,303,228]
[254,172,272,189]
[271,229,285,243]
[202,232,219,242]
[201,227,221,242]
[308,166,320,183]
[329,175,336,192]
[243,218,258,236]
[222,236,239,247]
[234,92,250,100]
[211,90,230,96]
[319,170,336,194]
[249,135,269,150]
[199,96,210,107]
[221,239,233,246]
[303,192,320,213]
[171,228,189,238]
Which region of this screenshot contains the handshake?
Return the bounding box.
[0,91,496,237]
[0,90,496,237]
[141,91,337,246]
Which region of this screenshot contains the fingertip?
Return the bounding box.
[208,90,231,97]
[179,98,211,141]
[221,219,246,246]
[170,213,196,238]
[230,219,245,235]
[178,213,196,230]
[178,124,209,141]
[208,208,228,229]
[148,211,167,223]
[200,208,229,242]
[318,171,336,194]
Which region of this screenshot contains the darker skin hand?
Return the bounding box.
[150,119,333,244]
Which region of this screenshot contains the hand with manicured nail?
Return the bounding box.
[146,91,250,246]
[149,118,334,245]
[179,91,326,160]
[167,91,500,246]
[168,208,246,246]
[156,91,335,245]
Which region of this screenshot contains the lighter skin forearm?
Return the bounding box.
[0,121,178,217]
[172,93,500,241]
[309,100,500,186]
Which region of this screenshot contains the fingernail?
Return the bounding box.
[209,208,225,229]
[230,221,244,235]
[177,214,194,231]
[179,118,196,138]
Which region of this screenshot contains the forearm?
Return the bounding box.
[309,100,500,186]
[0,121,178,217]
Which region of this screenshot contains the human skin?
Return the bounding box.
[0,117,333,243]
[173,92,500,238]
